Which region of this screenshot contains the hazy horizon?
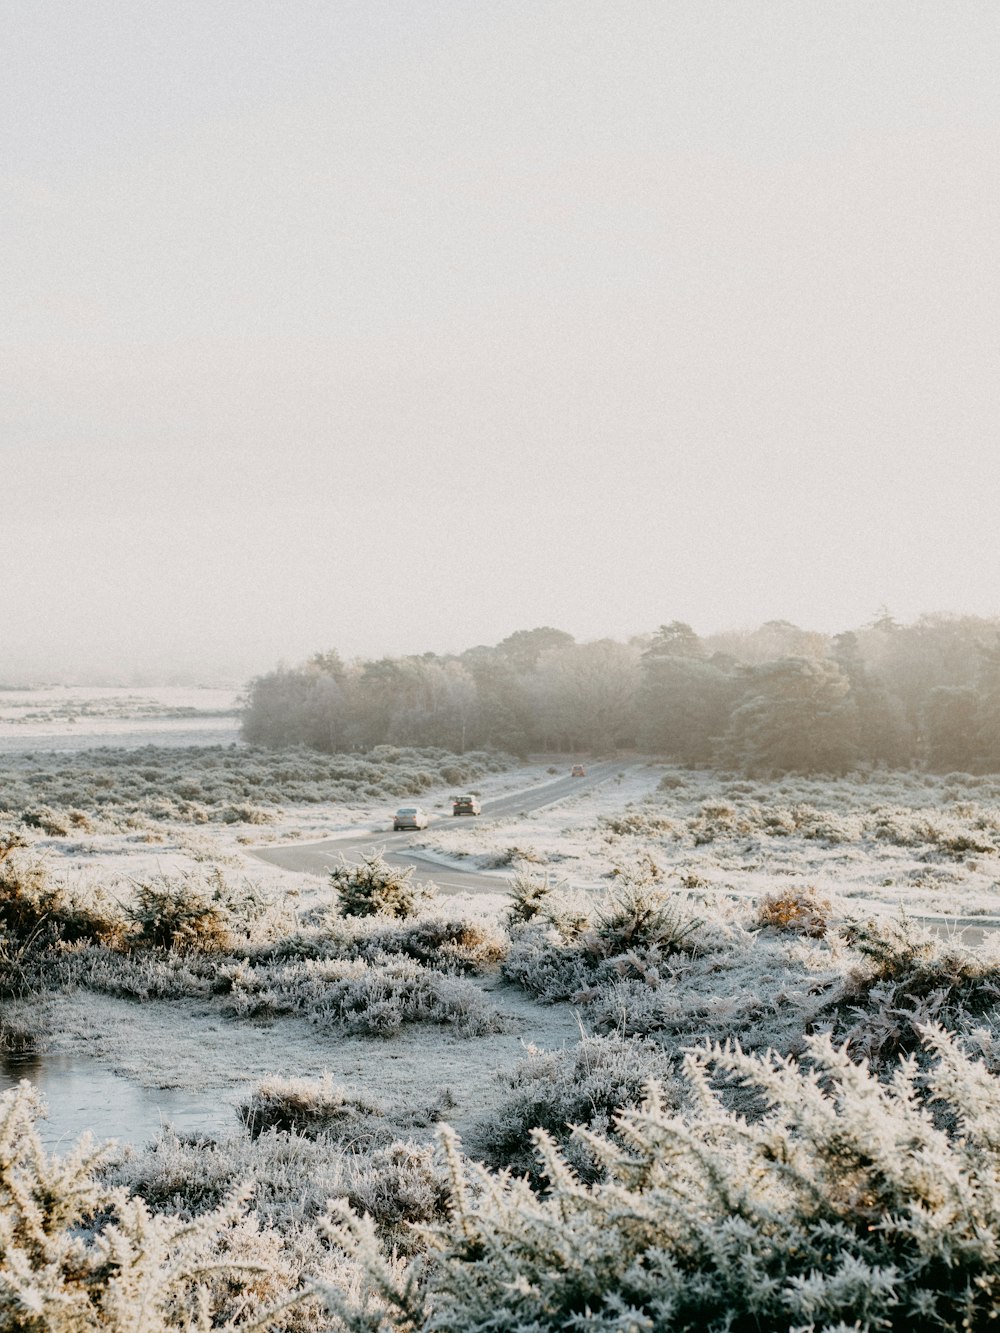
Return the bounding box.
[7,3,1000,686]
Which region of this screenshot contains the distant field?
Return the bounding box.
[0,684,242,753]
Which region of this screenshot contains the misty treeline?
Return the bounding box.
[242,614,1000,775]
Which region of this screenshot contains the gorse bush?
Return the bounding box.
[754,885,832,937]
[127,875,235,953]
[330,851,433,920]
[504,870,556,927]
[0,838,127,949]
[0,1082,313,1331]
[329,1026,1000,1333]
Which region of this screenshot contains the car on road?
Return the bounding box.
[571,764,587,777]
[452,794,481,816]
[393,806,429,830]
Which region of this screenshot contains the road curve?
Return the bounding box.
[250,761,1000,947]
[249,761,625,896]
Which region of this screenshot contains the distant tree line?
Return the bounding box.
[241,614,1000,774]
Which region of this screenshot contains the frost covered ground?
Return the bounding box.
[0,684,241,752]
[6,751,1000,1136]
[5,721,1000,1328]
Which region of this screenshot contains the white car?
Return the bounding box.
[393,806,429,830]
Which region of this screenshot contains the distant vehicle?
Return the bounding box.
[571,765,587,777]
[393,806,429,830]
[452,795,481,816]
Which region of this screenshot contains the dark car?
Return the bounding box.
[452,795,481,816]
[393,806,429,830]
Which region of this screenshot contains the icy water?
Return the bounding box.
[0,1051,241,1150]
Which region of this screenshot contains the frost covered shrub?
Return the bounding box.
[0,840,126,949]
[20,805,73,836]
[239,1075,387,1143]
[127,875,235,952]
[110,1124,451,1260]
[356,918,506,973]
[754,885,832,937]
[219,953,509,1036]
[221,802,275,825]
[600,809,677,838]
[345,1141,453,1255]
[588,878,703,961]
[470,1033,679,1181]
[502,879,704,1007]
[257,912,506,975]
[833,916,1000,1066]
[0,1082,313,1331]
[330,1027,1000,1333]
[330,851,433,919]
[0,744,511,825]
[504,870,555,927]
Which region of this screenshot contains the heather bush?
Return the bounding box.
[109,1124,452,1259]
[217,953,509,1036]
[469,1033,679,1181]
[329,1026,1000,1333]
[238,1075,387,1143]
[257,911,506,975]
[0,745,511,826]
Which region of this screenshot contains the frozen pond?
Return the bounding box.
[0,1051,242,1150]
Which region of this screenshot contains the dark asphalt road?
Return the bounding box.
[250,761,624,896]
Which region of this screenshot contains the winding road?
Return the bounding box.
[251,761,1000,948]
[250,761,624,896]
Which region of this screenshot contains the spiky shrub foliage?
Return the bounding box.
[503,874,704,1005]
[329,852,433,920]
[127,875,235,952]
[504,870,555,927]
[328,1026,1000,1333]
[587,880,702,961]
[754,885,832,938]
[0,841,127,949]
[0,1082,311,1331]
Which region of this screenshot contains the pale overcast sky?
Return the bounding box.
[4,2,999,682]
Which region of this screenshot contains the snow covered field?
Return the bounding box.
[0,684,242,753]
[5,724,1000,1327]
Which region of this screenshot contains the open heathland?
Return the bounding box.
[3,743,1000,1330]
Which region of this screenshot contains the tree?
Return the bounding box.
[637,654,736,763]
[495,627,575,672]
[642,621,704,660]
[529,641,640,752]
[924,686,979,772]
[719,656,858,774]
